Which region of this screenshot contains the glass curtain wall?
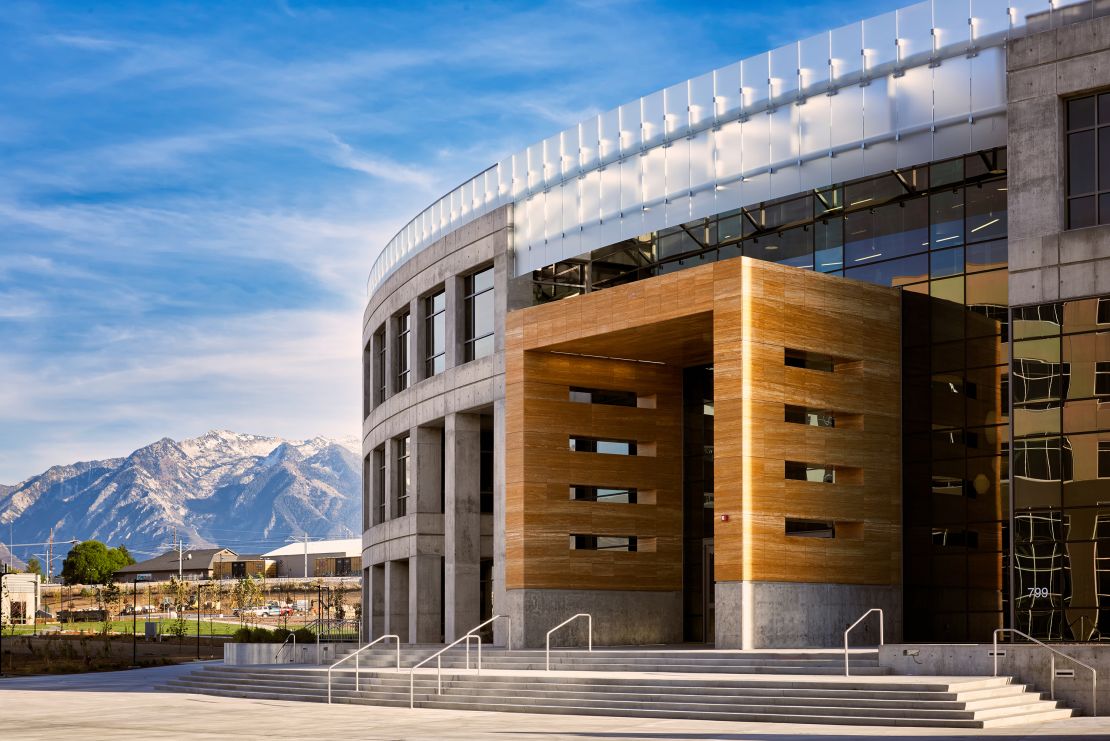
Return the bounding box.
[1013,296,1110,641]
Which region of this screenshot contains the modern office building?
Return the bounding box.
[361,0,1110,649]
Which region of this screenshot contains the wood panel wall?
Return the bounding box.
[506,257,902,593]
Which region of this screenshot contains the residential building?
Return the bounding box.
[260,538,361,578]
[115,548,237,582]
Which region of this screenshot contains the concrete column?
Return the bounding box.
[444,412,481,640]
[492,398,508,648]
[408,554,443,643]
[383,437,396,521]
[360,565,371,639]
[409,296,421,382]
[384,559,410,643]
[384,313,396,398]
[411,425,444,513]
[370,563,385,638]
[445,275,461,369]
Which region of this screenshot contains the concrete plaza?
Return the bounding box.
[1,663,1108,740]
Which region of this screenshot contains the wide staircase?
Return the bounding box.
[160,644,1073,728]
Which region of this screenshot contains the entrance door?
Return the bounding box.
[702,539,715,644]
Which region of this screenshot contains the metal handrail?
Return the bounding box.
[545,613,592,671]
[993,628,1097,715]
[326,634,400,704]
[843,608,884,676]
[274,633,296,663]
[408,633,481,708]
[465,614,512,651]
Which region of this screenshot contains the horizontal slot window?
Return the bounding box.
[932,529,979,548]
[569,485,638,503]
[785,519,863,539]
[570,535,638,551]
[785,461,836,483]
[786,519,834,538]
[569,387,638,407]
[784,348,837,372]
[784,405,835,427]
[569,437,637,455]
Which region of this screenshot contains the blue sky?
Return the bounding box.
[0,0,898,484]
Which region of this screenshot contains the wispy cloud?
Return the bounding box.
[0,0,903,483]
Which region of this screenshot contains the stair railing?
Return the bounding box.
[993,628,1096,715]
[843,608,884,676]
[274,633,296,663]
[408,633,481,708]
[464,614,513,651]
[545,613,592,671]
[326,633,400,704]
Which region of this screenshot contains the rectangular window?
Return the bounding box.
[785,461,836,483]
[569,436,637,455]
[569,485,638,503]
[569,387,638,407]
[424,291,446,377]
[784,348,837,372]
[396,312,411,392]
[1065,92,1110,228]
[1096,361,1110,398]
[374,446,386,525]
[395,435,410,517]
[1099,298,1110,324]
[374,327,386,404]
[784,405,835,427]
[785,519,835,538]
[1100,442,1110,478]
[464,267,495,361]
[1013,359,1070,405]
[1014,437,1073,481]
[570,535,637,551]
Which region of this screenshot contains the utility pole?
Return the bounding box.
[47,529,53,584]
[303,533,309,579]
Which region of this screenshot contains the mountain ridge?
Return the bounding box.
[0,430,361,564]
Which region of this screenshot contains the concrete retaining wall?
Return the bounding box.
[506,588,682,649]
[879,643,1110,716]
[716,581,902,649]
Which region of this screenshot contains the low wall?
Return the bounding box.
[879,643,1109,717]
[224,642,350,665]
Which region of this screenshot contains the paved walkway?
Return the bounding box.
[2,663,1108,740]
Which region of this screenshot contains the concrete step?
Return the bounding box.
[157,660,1072,729]
[159,682,1070,729]
[163,676,1053,718]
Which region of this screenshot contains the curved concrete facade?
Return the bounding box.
[361,206,513,645]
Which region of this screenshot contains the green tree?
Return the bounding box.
[61,540,134,585]
[26,557,42,576]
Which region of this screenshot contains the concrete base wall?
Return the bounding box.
[224,642,352,666]
[505,588,682,648]
[879,643,1109,717]
[716,581,901,649]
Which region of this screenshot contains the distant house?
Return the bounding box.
[261,538,361,578]
[212,553,276,580]
[1,573,41,624]
[115,548,237,582]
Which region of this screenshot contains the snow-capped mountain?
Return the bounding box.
[0,430,361,561]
